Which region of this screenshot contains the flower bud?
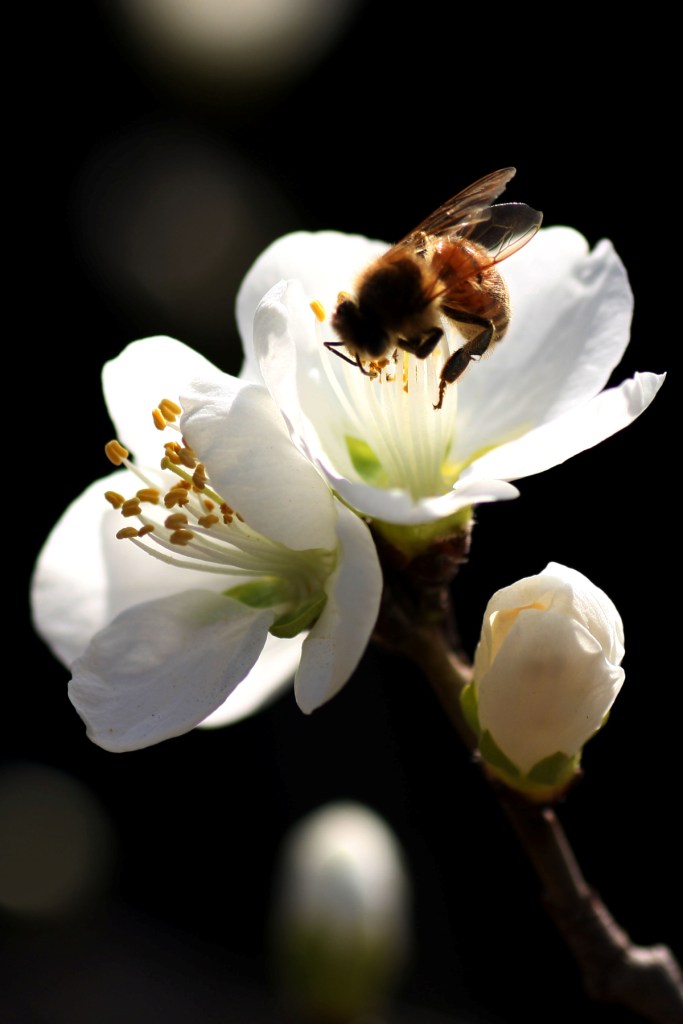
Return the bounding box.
[269,802,412,1022]
[461,563,625,800]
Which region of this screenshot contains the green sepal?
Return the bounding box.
[271,592,328,639]
[479,730,521,780]
[460,682,481,736]
[345,435,389,488]
[528,750,581,787]
[224,578,289,609]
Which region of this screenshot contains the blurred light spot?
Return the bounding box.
[71,121,295,361]
[271,802,413,1020]
[0,762,114,919]
[116,0,359,94]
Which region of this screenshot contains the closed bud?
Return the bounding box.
[461,563,625,801]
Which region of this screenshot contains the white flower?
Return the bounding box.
[31,338,382,751]
[463,562,625,794]
[236,227,664,525]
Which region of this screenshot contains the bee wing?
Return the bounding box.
[394,167,518,249]
[464,202,543,263]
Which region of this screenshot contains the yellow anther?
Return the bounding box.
[178,447,197,469]
[105,440,129,466]
[121,499,142,518]
[104,490,125,509]
[164,513,189,530]
[138,524,155,537]
[337,291,351,304]
[159,398,182,421]
[236,512,245,522]
[136,488,161,504]
[163,450,181,465]
[164,488,191,508]
[202,498,216,511]
[310,300,326,322]
[220,502,233,516]
[170,529,194,546]
[152,408,167,431]
[198,514,219,528]
[192,464,208,489]
[116,527,140,539]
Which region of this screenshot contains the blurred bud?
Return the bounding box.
[270,802,412,1023]
[461,562,625,801]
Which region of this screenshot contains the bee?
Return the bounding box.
[326,167,542,409]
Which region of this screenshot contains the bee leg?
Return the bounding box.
[399,326,443,359]
[434,311,494,409]
[324,342,375,376]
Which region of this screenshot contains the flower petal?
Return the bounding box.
[463,371,665,483]
[69,591,275,751]
[295,500,382,713]
[199,632,305,727]
[103,337,226,464]
[453,230,634,458]
[181,381,338,550]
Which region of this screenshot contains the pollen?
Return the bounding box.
[164,487,191,509]
[192,463,208,489]
[310,300,326,322]
[105,440,129,466]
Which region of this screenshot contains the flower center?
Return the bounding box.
[312,304,462,500]
[103,398,335,623]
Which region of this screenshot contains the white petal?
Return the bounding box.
[237,231,387,380]
[31,470,228,667]
[69,591,275,751]
[295,501,382,713]
[199,632,305,727]
[102,337,226,464]
[181,382,338,550]
[463,372,665,483]
[454,230,634,457]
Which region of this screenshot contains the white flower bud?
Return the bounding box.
[270,802,412,1022]
[464,563,625,797]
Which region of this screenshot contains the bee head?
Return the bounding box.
[331,297,389,359]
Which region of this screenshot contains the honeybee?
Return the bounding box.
[327,167,542,409]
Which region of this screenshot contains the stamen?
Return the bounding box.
[170,529,194,546]
[152,408,167,431]
[138,524,155,537]
[164,513,189,529]
[121,498,142,517]
[159,398,182,422]
[104,490,125,508]
[164,487,191,509]
[198,514,220,528]
[136,488,161,504]
[105,440,129,466]
[310,300,326,322]
[192,463,208,489]
[116,526,140,540]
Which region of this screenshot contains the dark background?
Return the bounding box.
[8,3,677,1022]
